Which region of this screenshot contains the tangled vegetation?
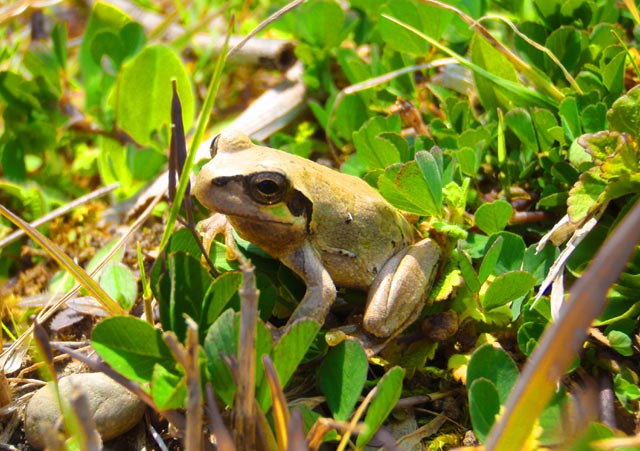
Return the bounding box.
[2,0,640,450]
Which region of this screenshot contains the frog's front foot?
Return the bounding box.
[197,213,242,261]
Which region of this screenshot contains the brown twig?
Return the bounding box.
[205,384,236,451]
[234,259,259,449]
[164,319,204,451]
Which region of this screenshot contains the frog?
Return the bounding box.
[193,129,441,338]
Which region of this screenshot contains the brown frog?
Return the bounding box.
[194,130,440,337]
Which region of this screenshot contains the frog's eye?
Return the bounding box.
[247,172,288,205]
[209,134,221,158]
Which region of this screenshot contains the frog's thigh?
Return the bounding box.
[364,238,441,337]
[283,243,337,326]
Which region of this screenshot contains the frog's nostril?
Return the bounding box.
[212,177,228,187]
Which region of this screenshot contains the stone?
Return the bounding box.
[24,372,146,449]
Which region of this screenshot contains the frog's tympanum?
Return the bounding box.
[194,130,441,338]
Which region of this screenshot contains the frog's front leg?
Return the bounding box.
[364,238,441,337]
[282,243,336,328]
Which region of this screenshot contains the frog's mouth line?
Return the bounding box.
[224,211,295,227]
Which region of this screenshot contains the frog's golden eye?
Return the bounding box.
[247,172,288,205]
[209,134,221,158]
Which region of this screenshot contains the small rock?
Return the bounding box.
[24,372,146,449]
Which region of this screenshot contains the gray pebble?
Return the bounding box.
[24,372,146,449]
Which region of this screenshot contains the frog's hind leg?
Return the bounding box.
[363,238,441,338]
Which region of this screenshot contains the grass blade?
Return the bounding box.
[160,15,234,250]
[381,14,558,109]
[0,205,124,315]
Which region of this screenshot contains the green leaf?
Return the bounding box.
[539,389,567,445]
[470,32,519,111]
[505,108,538,156]
[415,150,443,212]
[84,239,125,275]
[379,0,453,55]
[51,22,68,69]
[296,0,346,48]
[544,26,585,79]
[80,2,133,111]
[201,272,242,333]
[353,116,402,170]
[614,371,640,412]
[482,271,537,311]
[91,316,177,383]
[607,85,640,138]
[478,236,504,284]
[0,71,41,110]
[581,102,607,134]
[456,250,481,294]
[115,44,194,146]
[91,30,125,67]
[380,132,411,163]
[335,47,373,88]
[203,309,237,406]
[576,131,640,208]
[378,158,442,217]
[474,200,513,235]
[558,97,581,142]
[467,343,520,405]
[319,340,368,421]
[607,330,633,356]
[1,138,25,181]
[567,171,607,223]
[469,378,500,443]
[356,366,405,447]
[254,320,276,410]
[515,21,547,68]
[517,322,545,356]
[151,364,186,410]
[523,244,559,284]
[273,320,321,389]
[486,232,526,273]
[566,423,616,450]
[88,22,145,71]
[532,108,560,151]
[453,148,478,176]
[258,320,321,411]
[157,252,215,342]
[99,261,138,312]
[119,22,146,59]
[602,49,625,95]
[203,310,274,410]
[166,227,202,255]
[379,1,429,56]
[97,138,131,197]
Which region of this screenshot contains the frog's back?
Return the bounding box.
[301,168,414,290]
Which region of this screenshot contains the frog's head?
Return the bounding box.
[194,130,312,228]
